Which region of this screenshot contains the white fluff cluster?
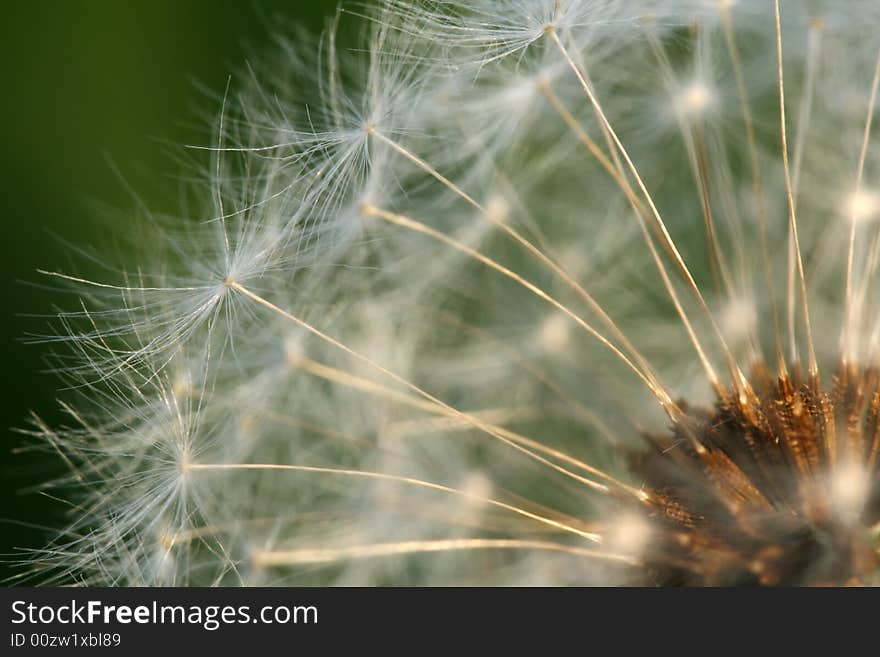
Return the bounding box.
[19,0,880,585]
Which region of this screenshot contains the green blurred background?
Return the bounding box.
[0,0,339,582]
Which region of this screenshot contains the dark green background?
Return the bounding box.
[0,1,338,582]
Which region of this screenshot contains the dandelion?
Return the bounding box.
[15,0,880,585]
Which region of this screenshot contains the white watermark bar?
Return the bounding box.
[3,589,320,651]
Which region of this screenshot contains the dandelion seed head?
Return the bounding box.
[21,0,880,587]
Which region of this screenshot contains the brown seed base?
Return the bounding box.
[633,362,880,585]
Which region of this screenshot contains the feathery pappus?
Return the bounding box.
[14,0,880,586]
